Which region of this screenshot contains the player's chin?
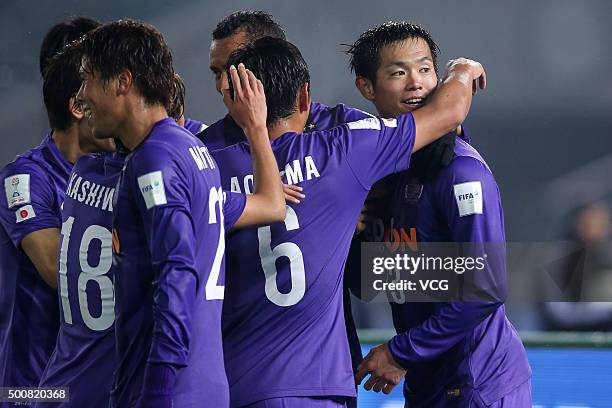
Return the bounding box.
[399,102,424,114]
[93,129,114,141]
[99,138,117,153]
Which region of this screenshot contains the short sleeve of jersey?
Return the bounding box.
[0,162,60,247]
[335,113,416,189]
[222,190,246,232]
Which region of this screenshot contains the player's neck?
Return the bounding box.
[52,126,85,165]
[119,104,168,151]
[267,116,308,141]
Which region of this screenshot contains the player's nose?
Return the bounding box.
[404,70,423,91]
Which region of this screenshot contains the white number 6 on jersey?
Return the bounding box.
[258,206,306,307]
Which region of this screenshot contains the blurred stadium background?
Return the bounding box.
[1,0,611,406]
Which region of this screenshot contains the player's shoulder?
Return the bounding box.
[210,139,249,154]
[439,138,495,187]
[73,153,105,172]
[2,136,51,171]
[1,146,53,186]
[326,102,375,119]
[1,152,54,211]
[183,118,207,135]
[141,119,200,154]
[200,114,237,137]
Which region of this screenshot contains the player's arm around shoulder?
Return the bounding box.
[412,58,486,152]
[223,63,285,229]
[1,161,61,288]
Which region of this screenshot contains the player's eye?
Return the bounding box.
[390,70,405,77]
[419,67,431,73]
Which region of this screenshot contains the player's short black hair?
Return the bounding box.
[39,17,100,76]
[168,73,186,121]
[346,21,440,84]
[79,19,175,110]
[42,41,82,131]
[213,11,286,41]
[226,37,309,126]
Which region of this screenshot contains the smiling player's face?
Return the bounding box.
[371,37,438,118]
[77,64,120,141]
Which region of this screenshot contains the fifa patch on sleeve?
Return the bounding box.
[453,181,483,217]
[15,205,36,223]
[347,117,381,130]
[4,174,31,208]
[137,171,167,209]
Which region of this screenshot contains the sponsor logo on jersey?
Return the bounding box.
[4,174,30,208]
[15,204,36,223]
[403,182,423,203]
[137,171,167,209]
[453,181,483,217]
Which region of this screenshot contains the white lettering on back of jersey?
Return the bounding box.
[65,171,115,212]
[65,173,78,195]
[78,181,90,202]
[304,156,320,180]
[70,176,82,200]
[84,183,101,206]
[285,160,303,185]
[189,145,216,171]
[230,156,321,193]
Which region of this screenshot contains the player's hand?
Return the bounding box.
[222,63,267,134]
[284,184,305,204]
[355,342,406,394]
[443,58,487,95]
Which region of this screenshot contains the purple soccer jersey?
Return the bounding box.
[198,102,370,151]
[211,114,416,407]
[0,134,69,391]
[36,152,124,407]
[110,118,245,408]
[183,117,207,135]
[373,135,531,406]
[201,100,372,389]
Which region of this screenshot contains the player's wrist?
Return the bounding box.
[243,124,268,138]
[387,337,410,370]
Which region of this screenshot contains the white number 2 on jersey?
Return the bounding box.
[205,186,225,300]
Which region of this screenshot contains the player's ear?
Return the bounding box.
[116,69,133,96]
[355,76,375,102]
[297,82,310,113]
[68,96,85,120]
